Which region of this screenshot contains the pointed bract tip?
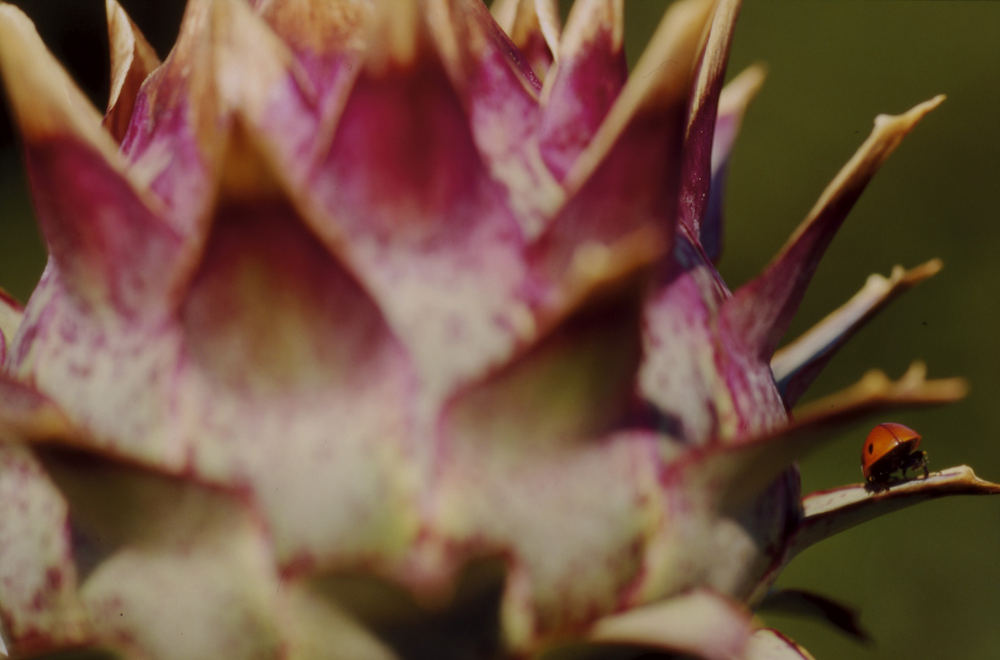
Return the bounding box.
[560,0,625,57]
[0,3,115,155]
[903,257,943,281]
[627,0,715,110]
[878,93,945,124]
[209,0,312,116]
[104,0,161,141]
[783,95,945,256]
[849,259,945,313]
[718,63,767,115]
[536,0,562,58]
[366,0,421,73]
[771,258,946,406]
[859,361,967,399]
[732,92,950,359]
[866,259,942,294]
[686,0,742,119]
[793,362,968,425]
[491,0,518,29]
[873,94,945,138]
[492,0,560,62]
[213,118,285,203]
[562,0,713,194]
[882,361,969,399]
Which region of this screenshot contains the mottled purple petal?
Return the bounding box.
[434,0,565,237]
[643,89,945,447]
[26,142,184,318]
[115,0,221,232]
[305,1,532,403]
[538,0,626,181]
[0,7,185,318]
[0,444,87,656]
[174,147,421,566]
[640,232,737,443]
[430,0,545,93]
[115,0,325,231]
[9,264,190,468]
[0,1,983,656]
[9,130,422,573]
[40,450,284,658]
[530,0,714,291]
[430,430,665,647]
[640,226,786,444]
[250,0,370,120]
[721,96,945,361]
[103,0,160,143]
[676,0,741,246]
[772,259,942,408]
[431,289,661,646]
[560,0,712,197]
[589,589,753,659]
[209,0,325,188]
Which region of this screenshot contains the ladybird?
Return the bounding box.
[861,422,928,492]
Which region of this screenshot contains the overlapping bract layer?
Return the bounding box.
[0,1,995,658]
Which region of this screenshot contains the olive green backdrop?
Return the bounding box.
[1,1,998,658]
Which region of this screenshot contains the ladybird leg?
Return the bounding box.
[866,476,888,493]
[907,450,929,479]
[899,451,928,481]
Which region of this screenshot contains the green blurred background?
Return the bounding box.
[1,1,999,658]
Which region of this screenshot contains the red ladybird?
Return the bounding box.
[862,422,928,492]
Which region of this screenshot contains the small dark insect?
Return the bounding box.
[861,422,928,493]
